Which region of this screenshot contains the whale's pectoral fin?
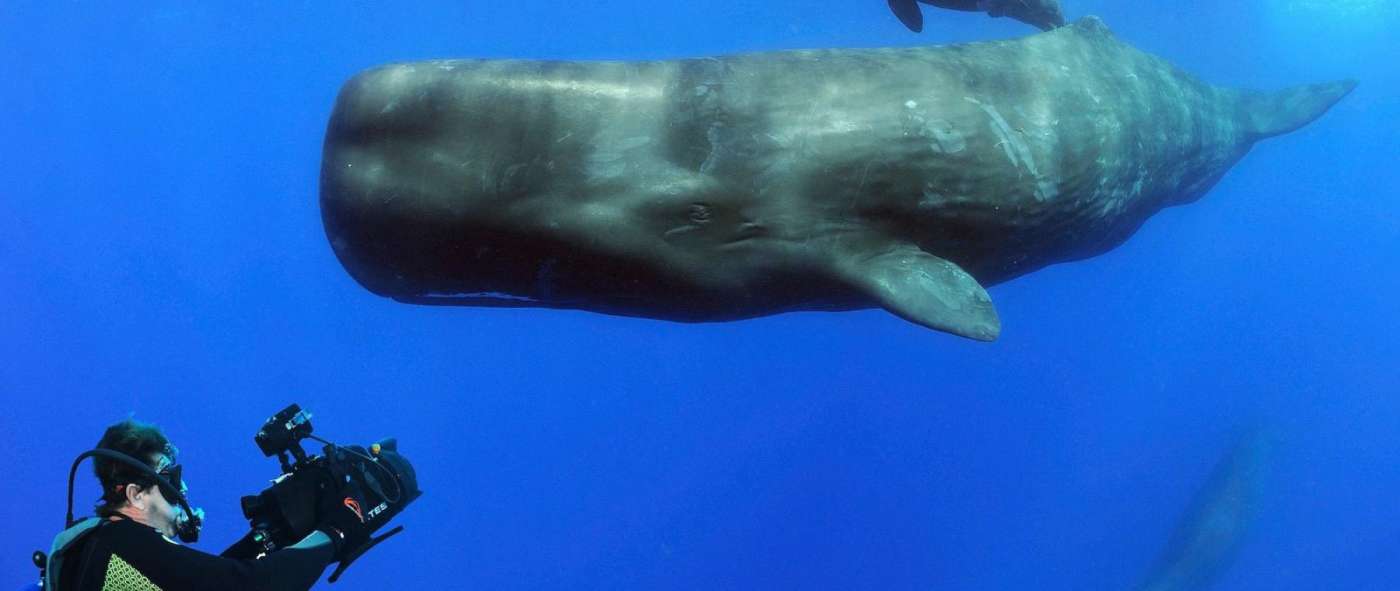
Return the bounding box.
[889,0,925,32]
[838,246,1001,341]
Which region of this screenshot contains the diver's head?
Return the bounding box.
[93,419,188,538]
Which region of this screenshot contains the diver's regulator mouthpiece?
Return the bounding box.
[175,505,205,543]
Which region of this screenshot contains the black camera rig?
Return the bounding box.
[220,404,422,583]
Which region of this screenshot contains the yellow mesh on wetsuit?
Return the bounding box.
[102,553,162,590]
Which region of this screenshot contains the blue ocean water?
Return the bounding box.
[2,1,1396,589]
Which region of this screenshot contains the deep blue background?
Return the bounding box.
[3,1,1396,589]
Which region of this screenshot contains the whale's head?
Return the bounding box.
[319,62,863,321]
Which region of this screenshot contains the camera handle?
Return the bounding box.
[327,525,405,584]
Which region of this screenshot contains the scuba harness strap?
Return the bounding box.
[42,517,101,591]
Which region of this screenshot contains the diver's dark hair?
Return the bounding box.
[93,418,175,517]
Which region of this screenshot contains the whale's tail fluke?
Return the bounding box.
[1243,80,1357,141]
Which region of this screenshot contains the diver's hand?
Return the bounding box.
[314,449,405,561]
[314,479,371,561]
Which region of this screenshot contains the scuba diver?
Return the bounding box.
[37,415,418,590]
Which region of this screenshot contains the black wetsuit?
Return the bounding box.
[57,517,332,591]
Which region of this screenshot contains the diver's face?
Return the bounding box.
[141,453,185,538]
[144,482,181,538]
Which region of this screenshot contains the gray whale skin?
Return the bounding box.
[320,17,1354,341]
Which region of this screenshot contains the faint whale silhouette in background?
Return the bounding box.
[888,0,1066,32]
[1134,428,1272,591]
[319,18,1354,340]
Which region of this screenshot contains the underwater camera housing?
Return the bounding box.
[222,404,422,582]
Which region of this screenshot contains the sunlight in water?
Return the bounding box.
[1272,0,1398,18]
[1265,0,1399,42]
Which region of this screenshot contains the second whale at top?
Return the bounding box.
[319,18,1355,341]
[887,0,1067,33]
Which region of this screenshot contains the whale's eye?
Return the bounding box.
[688,203,713,224]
